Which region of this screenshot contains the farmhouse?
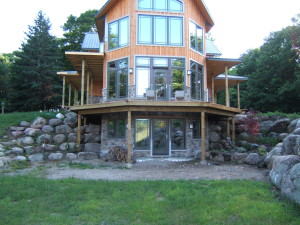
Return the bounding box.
[58,0,247,162]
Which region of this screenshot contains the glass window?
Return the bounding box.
[108,119,126,138]
[190,60,204,101]
[190,21,204,54]
[192,120,201,139]
[108,58,128,100]
[108,17,129,50]
[171,69,184,97]
[136,57,150,66]
[138,0,183,12]
[135,119,150,150]
[136,68,150,98]
[153,58,168,67]
[172,119,185,150]
[138,15,183,46]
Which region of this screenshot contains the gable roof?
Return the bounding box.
[82,32,101,50]
[206,39,222,57]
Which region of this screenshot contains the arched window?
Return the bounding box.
[138,0,183,12]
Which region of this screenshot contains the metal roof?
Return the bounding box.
[206,39,222,57]
[82,33,100,50]
[215,74,248,81]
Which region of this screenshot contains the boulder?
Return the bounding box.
[287,119,300,133]
[28,154,44,162]
[11,131,24,138]
[235,114,247,124]
[78,152,99,160]
[245,153,260,165]
[16,156,27,161]
[269,132,280,140]
[24,128,41,137]
[269,155,300,189]
[209,151,224,162]
[31,117,47,129]
[66,153,77,160]
[208,131,221,143]
[37,134,53,144]
[257,154,267,168]
[74,126,85,133]
[281,163,300,205]
[10,126,25,131]
[0,152,4,157]
[84,133,101,143]
[12,147,24,155]
[20,121,31,127]
[84,143,101,152]
[259,120,274,132]
[209,142,222,150]
[48,153,63,161]
[282,134,300,155]
[208,124,222,133]
[64,112,78,128]
[55,125,73,134]
[22,137,35,145]
[278,133,289,141]
[264,144,283,168]
[24,146,34,154]
[59,142,76,151]
[42,125,54,134]
[0,159,4,168]
[55,113,65,119]
[43,144,58,152]
[292,128,300,135]
[53,134,67,145]
[49,119,63,127]
[231,152,248,164]
[270,118,290,133]
[68,133,77,142]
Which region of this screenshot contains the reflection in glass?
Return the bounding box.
[119,18,129,46]
[171,69,184,97]
[138,0,151,9]
[154,0,167,11]
[108,22,118,49]
[169,17,183,45]
[154,17,167,45]
[136,68,150,98]
[153,120,168,155]
[154,70,167,100]
[169,0,183,12]
[153,58,168,67]
[108,58,128,99]
[135,119,150,150]
[138,16,151,44]
[136,57,150,66]
[172,119,185,149]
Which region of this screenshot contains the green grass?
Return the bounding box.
[0,176,299,225]
[259,111,300,120]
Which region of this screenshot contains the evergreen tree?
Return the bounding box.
[9,11,61,111]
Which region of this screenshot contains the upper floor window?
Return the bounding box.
[189,20,203,54]
[108,58,128,99]
[138,0,183,12]
[108,17,129,51]
[138,15,183,46]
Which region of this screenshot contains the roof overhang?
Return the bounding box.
[214,74,248,92]
[207,57,242,78]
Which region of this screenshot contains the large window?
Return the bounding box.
[138,0,183,12]
[108,58,128,99]
[108,119,126,138]
[189,20,203,54]
[108,17,129,51]
[135,57,185,99]
[135,119,150,150]
[190,60,204,101]
[171,119,185,150]
[138,15,183,46]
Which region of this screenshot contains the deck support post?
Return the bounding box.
[90,79,94,104]
[127,110,132,163]
[68,84,72,107]
[225,65,230,107]
[81,60,85,105]
[74,89,78,105]
[86,72,90,104]
[62,76,66,108]
[77,114,82,151]
[201,112,206,162]
[212,76,215,103]
[232,117,236,144]
[237,82,241,109]
[227,117,230,138]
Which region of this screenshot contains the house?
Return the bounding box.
[57,0,247,162]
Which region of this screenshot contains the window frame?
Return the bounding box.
[189,20,204,55]
[137,14,184,47]
[108,16,130,51]
[108,119,126,139]
[190,60,204,101]
[137,0,184,13]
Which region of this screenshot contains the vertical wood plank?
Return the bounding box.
[81,60,85,105]
[212,76,215,103]
[62,76,66,108]
[68,84,72,107]
[201,112,206,161]
[127,110,132,163]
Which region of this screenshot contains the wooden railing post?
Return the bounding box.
[62,76,66,108]
[201,112,206,161]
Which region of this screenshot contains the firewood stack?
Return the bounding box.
[104,145,129,162]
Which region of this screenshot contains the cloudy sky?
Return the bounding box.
[0,0,299,58]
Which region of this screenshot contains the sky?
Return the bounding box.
[0,0,299,58]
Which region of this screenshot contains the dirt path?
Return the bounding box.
[42,159,268,181]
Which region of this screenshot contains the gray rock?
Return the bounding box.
[11,131,24,138]
[235,114,247,124]
[10,126,25,131]
[264,145,283,168]
[78,152,99,160]
[257,154,267,168]
[259,120,274,132]
[84,133,101,143]
[231,152,248,164]
[24,128,41,137]
[281,163,300,205]
[53,134,67,145]
[22,137,35,145]
[99,150,109,158]
[42,125,54,134]
[4,150,12,155]
[43,144,58,152]
[66,153,77,160]
[31,117,47,129]
[209,142,222,150]
[48,153,63,161]
[37,134,53,144]
[0,159,4,168]
[282,134,300,155]
[1,142,12,147]
[245,153,260,165]
[49,119,63,127]
[28,154,44,162]
[208,131,221,143]
[24,146,34,154]
[12,147,24,155]
[209,151,224,162]
[84,143,101,152]
[1,157,11,165]
[55,125,73,134]
[278,133,289,141]
[59,142,76,151]
[74,126,85,133]
[287,119,300,133]
[269,155,300,189]
[0,152,4,157]
[268,132,280,140]
[55,113,65,119]
[64,112,78,128]
[270,118,290,133]
[237,132,249,140]
[85,125,101,133]
[20,121,31,127]
[0,146,4,152]
[68,133,77,142]
[292,128,300,135]
[16,156,27,161]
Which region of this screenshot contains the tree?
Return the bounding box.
[0,54,10,103]
[9,11,62,111]
[236,27,300,113]
[291,13,300,56]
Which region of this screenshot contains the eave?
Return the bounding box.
[206,57,242,78]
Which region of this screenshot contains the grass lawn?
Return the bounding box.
[0,176,299,225]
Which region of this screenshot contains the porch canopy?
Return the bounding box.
[206,57,242,78]
[214,74,248,92]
